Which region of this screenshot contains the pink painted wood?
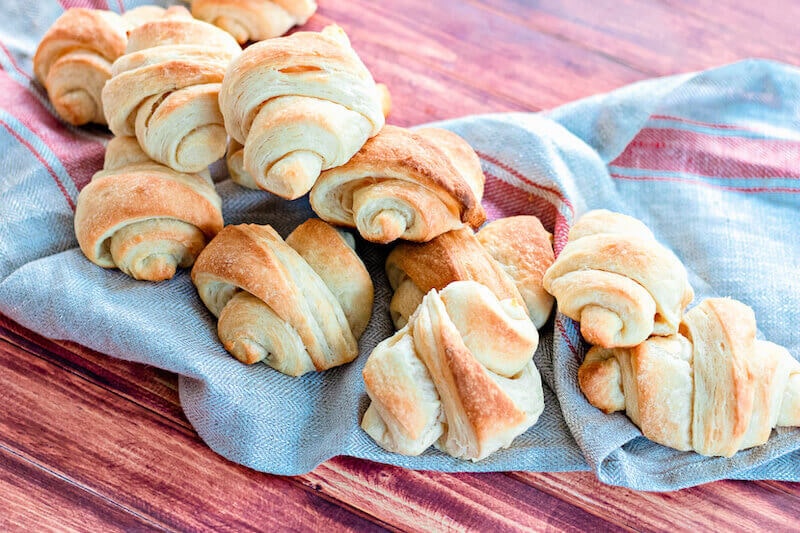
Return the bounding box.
[2,1,798,530]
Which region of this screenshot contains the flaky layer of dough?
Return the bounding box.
[190,0,317,43]
[33,7,166,126]
[102,6,241,173]
[219,25,384,200]
[386,216,554,329]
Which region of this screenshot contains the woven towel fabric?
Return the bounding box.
[0,1,798,491]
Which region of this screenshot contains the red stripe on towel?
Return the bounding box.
[557,319,580,357]
[0,119,74,209]
[478,153,573,253]
[482,172,560,231]
[610,173,800,194]
[0,71,105,191]
[58,0,111,9]
[650,114,762,133]
[612,127,800,180]
[0,40,33,82]
[478,151,575,213]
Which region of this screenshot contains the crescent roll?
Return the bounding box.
[33,7,165,126]
[191,220,373,376]
[542,210,694,348]
[102,6,241,173]
[310,125,486,244]
[361,281,544,461]
[226,82,392,190]
[579,298,800,457]
[189,0,317,44]
[74,137,224,281]
[386,216,555,330]
[219,25,384,200]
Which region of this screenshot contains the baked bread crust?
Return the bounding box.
[74,137,223,281]
[362,281,544,461]
[191,220,373,376]
[190,0,317,43]
[310,125,486,244]
[102,7,241,173]
[579,298,800,457]
[543,209,694,348]
[219,25,384,200]
[385,216,554,329]
[33,7,165,126]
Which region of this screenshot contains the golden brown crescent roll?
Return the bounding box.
[310,125,486,244]
[361,281,544,461]
[219,25,384,200]
[542,209,693,348]
[33,7,165,126]
[189,0,317,44]
[74,137,223,281]
[191,220,373,376]
[386,216,555,330]
[102,6,241,174]
[579,298,800,457]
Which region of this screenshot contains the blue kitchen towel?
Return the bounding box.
[0,0,797,491]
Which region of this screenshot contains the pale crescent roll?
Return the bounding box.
[74,137,223,281]
[386,216,554,329]
[33,7,166,126]
[191,220,373,376]
[310,125,486,244]
[362,281,544,461]
[102,6,241,173]
[579,298,800,457]
[226,81,392,189]
[219,25,384,200]
[543,209,693,348]
[190,0,317,44]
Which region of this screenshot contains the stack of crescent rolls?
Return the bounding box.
[542,209,800,457]
[35,2,798,464]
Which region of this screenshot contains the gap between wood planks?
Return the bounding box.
[507,471,800,532]
[0,443,170,532]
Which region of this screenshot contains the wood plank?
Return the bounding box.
[304,457,625,532]
[311,0,648,119]
[508,471,800,532]
[305,12,531,126]
[0,317,186,430]
[0,338,386,532]
[473,0,800,76]
[0,446,162,532]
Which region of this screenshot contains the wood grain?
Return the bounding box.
[2,0,799,530]
[509,472,800,532]
[304,458,625,532]
[0,327,385,532]
[0,447,159,532]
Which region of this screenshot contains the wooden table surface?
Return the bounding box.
[3,1,800,531]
